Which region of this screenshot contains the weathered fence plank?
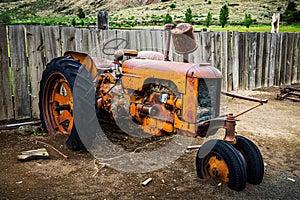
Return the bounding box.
[286,33,294,85]
[202,31,210,62]
[274,33,281,85]
[227,32,233,91]
[263,32,271,87]
[269,33,277,86]
[43,26,60,63]
[291,33,299,84]
[232,31,239,90]
[61,27,76,54]
[256,32,264,88]
[0,24,13,120]
[75,28,90,53]
[220,32,228,90]
[238,33,245,90]
[8,25,31,120]
[26,25,45,118]
[295,33,300,84]
[248,32,257,90]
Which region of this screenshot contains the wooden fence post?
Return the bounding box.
[269,33,277,86]
[232,31,239,90]
[42,26,61,63]
[26,25,45,118]
[8,25,31,120]
[0,24,14,120]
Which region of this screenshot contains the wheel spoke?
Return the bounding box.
[67,118,74,133]
[53,93,69,104]
[57,110,72,124]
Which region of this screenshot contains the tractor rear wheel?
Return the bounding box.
[234,135,264,185]
[39,56,95,150]
[196,140,247,191]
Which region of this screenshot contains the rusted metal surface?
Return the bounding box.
[221,91,268,104]
[64,51,97,79]
[171,23,198,54]
[277,87,300,102]
[164,24,175,61]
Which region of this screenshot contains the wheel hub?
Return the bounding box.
[208,156,229,182]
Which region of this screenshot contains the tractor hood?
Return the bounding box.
[122,58,222,93]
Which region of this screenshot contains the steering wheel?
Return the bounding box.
[102,38,129,55]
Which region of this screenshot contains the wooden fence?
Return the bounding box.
[0,24,299,121]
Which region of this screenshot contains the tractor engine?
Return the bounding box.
[118,58,222,137]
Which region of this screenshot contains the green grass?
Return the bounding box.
[132,24,300,32]
[193,24,300,32]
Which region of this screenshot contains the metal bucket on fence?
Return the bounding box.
[171,23,198,54]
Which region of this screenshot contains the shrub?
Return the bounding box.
[164,13,173,24]
[184,8,193,23]
[71,18,76,26]
[170,3,176,9]
[219,4,229,28]
[0,12,12,24]
[77,8,85,19]
[243,13,253,28]
[205,12,212,27]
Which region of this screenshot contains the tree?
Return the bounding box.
[184,8,193,23]
[164,13,173,24]
[205,12,212,27]
[219,4,229,28]
[282,1,300,23]
[243,13,253,28]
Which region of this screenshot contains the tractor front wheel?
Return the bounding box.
[234,135,264,185]
[196,140,247,191]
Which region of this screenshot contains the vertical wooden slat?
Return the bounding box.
[286,33,294,85]
[256,32,264,88]
[61,27,76,54]
[43,26,60,63]
[280,33,288,85]
[238,33,245,89]
[232,31,239,90]
[26,25,45,118]
[295,33,300,84]
[226,32,232,91]
[262,32,271,87]
[139,30,146,51]
[202,31,211,62]
[291,33,298,84]
[129,30,137,50]
[8,25,31,120]
[75,28,90,53]
[215,32,221,71]
[220,32,228,90]
[0,24,13,120]
[91,29,103,58]
[274,33,281,86]
[248,32,257,90]
[269,33,277,86]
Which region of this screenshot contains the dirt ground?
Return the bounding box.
[0,87,299,200]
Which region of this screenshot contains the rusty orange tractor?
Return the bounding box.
[39,23,266,191]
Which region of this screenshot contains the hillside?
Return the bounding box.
[0,0,299,25]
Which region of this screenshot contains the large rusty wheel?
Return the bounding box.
[196,140,247,191]
[39,56,94,150]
